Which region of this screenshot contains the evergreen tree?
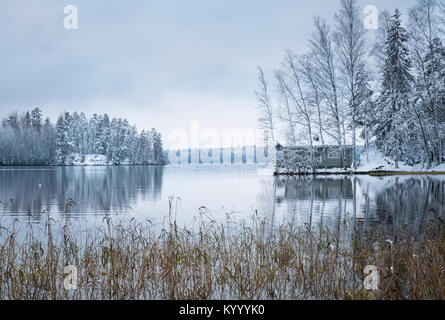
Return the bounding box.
[55,113,72,165]
[373,9,414,168]
[416,36,445,164]
[1,110,163,166]
[100,114,111,156]
[152,129,164,164]
[31,108,43,132]
[423,37,445,121]
[21,111,32,129]
[5,113,19,129]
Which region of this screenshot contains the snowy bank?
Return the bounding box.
[355,149,445,173]
[61,154,161,166]
[275,148,445,175]
[71,154,110,166]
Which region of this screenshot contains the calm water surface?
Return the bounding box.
[0,165,444,233]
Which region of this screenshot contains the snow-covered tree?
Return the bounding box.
[0,110,164,166]
[299,55,326,146]
[409,0,445,165]
[55,113,72,165]
[21,111,31,129]
[275,70,297,147]
[333,0,370,168]
[31,108,43,132]
[309,17,343,146]
[371,9,392,74]
[256,0,444,169]
[373,9,414,168]
[255,66,276,150]
[280,51,314,149]
[0,110,55,165]
[99,114,111,155]
[151,129,164,164]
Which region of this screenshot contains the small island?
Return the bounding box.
[0,109,166,166]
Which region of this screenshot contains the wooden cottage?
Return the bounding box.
[275,143,355,172]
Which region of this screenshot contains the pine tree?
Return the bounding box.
[55,114,69,165]
[419,36,445,164]
[1,110,163,166]
[423,37,445,120]
[152,129,164,164]
[88,114,100,154]
[373,9,414,168]
[21,111,32,129]
[100,114,111,156]
[5,113,19,129]
[31,108,43,132]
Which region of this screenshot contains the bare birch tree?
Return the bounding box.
[255,66,276,150]
[299,55,326,146]
[275,70,297,147]
[309,17,343,146]
[334,0,370,168]
[280,51,314,149]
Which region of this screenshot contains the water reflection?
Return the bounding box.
[273,175,445,235]
[0,166,443,233]
[0,166,164,222]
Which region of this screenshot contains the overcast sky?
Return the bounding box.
[1,0,415,149]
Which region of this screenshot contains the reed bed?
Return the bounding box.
[0,202,444,300]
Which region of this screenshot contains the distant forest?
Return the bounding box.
[0,108,165,166]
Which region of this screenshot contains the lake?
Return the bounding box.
[0,165,444,234]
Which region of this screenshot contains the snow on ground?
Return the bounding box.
[277,147,445,174]
[71,154,109,166]
[69,154,136,166]
[63,150,445,172]
[357,148,445,172]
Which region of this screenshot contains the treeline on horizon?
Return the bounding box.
[256,0,445,169]
[0,108,165,166]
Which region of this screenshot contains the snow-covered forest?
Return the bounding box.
[256,0,445,169]
[0,109,165,166]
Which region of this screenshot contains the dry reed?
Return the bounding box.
[0,201,444,300]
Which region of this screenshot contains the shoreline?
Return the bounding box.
[274,170,445,176]
[0,163,166,167]
[1,164,444,176]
